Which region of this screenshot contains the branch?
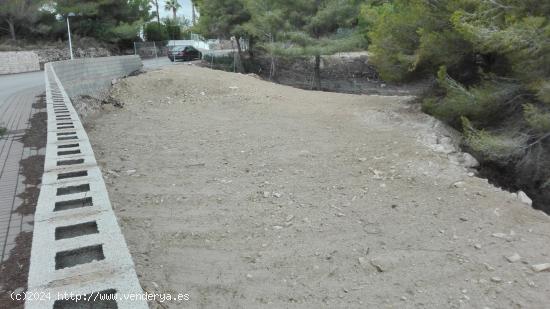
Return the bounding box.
[485,0,515,10]
[523,132,550,149]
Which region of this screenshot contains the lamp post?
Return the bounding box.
[67,13,75,60]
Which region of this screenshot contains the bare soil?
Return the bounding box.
[88,65,550,308]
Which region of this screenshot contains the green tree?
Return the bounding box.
[362,0,550,202]
[163,17,185,39]
[241,0,287,79]
[0,0,44,40]
[150,0,160,26]
[195,0,251,72]
[165,0,181,20]
[55,0,151,46]
[191,0,197,25]
[144,21,168,41]
[363,0,476,83]
[272,0,363,90]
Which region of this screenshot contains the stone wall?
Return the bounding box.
[0,51,40,74]
[50,56,142,100]
[33,47,112,69]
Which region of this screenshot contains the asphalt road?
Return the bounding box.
[0,71,44,109]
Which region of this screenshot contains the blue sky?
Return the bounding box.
[156,0,195,21]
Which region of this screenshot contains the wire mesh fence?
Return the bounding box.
[133,41,177,59]
[133,37,249,60]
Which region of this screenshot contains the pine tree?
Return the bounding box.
[0,0,44,40]
[241,0,287,79]
[195,0,251,73]
[272,0,362,90]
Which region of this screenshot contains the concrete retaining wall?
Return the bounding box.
[0,51,40,74]
[26,57,147,308]
[50,55,142,99]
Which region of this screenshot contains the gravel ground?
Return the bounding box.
[88,64,550,309]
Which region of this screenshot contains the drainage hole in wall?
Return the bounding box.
[55,244,105,269]
[57,170,88,180]
[58,143,79,149]
[57,149,81,156]
[55,221,98,240]
[57,159,85,166]
[54,197,93,211]
[56,184,90,196]
[58,136,78,141]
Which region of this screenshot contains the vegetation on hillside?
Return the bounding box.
[195,0,364,88]
[361,0,549,202]
[192,0,549,206]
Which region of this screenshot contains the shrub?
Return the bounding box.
[523,104,550,133]
[462,117,526,163]
[423,67,521,127]
[144,23,168,41]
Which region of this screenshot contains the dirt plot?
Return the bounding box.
[88,65,550,308]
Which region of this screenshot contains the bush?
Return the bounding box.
[524,104,550,133]
[423,67,521,127]
[144,23,168,41]
[462,117,527,163]
[363,1,477,83]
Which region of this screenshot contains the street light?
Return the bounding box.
[67,13,75,60]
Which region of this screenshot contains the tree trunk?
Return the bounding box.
[313,55,321,90]
[7,20,16,41]
[154,1,160,26]
[268,35,276,80]
[235,37,245,73]
[247,36,254,58]
[269,54,276,80]
[173,8,177,20]
[192,4,196,25]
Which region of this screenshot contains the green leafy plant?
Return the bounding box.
[524,104,550,133]
[462,117,526,162]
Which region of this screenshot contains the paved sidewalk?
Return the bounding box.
[0,85,44,262]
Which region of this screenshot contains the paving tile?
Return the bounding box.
[0,87,43,261]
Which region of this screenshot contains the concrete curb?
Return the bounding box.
[26,61,147,308]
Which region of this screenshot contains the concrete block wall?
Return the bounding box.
[50,55,142,99]
[26,58,147,308]
[0,51,40,74]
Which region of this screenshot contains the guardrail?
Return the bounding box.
[25,62,147,308]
